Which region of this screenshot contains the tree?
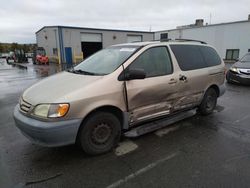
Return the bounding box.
[10,43,19,51]
[0,43,3,53]
[22,44,29,53]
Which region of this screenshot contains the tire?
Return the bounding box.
[198,88,217,115]
[77,112,121,155]
[226,71,233,84]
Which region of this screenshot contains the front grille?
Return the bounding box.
[19,98,32,114]
[240,71,250,75]
[239,69,250,75]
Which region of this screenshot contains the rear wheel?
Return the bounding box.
[77,112,121,155]
[198,88,217,115]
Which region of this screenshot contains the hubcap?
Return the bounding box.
[206,95,215,110]
[91,123,112,145]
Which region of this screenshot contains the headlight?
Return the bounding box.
[32,103,69,118]
[230,67,239,73]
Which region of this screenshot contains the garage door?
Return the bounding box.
[127,35,142,43]
[81,33,102,58]
[81,33,102,42]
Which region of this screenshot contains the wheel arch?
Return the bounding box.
[206,84,220,97]
[76,105,127,143]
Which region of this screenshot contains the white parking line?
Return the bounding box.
[107,152,179,188]
[115,140,138,156]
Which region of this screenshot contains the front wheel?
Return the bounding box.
[77,112,121,155]
[198,88,217,115]
[226,71,233,84]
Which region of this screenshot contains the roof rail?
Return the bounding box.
[174,38,207,44]
[144,38,207,44]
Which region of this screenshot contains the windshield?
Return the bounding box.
[73,46,140,75]
[240,53,250,62]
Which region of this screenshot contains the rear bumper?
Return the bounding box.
[218,84,226,97]
[13,105,82,147]
[226,71,250,85]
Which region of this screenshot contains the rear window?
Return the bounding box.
[170,45,206,71]
[170,45,221,71]
[199,46,221,66]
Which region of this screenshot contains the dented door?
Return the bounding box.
[125,46,179,125]
[126,75,179,124]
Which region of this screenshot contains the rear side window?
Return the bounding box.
[170,45,221,71]
[128,46,173,77]
[200,46,221,66]
[170,45,206,71]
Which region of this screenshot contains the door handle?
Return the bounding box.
[168,78,177,84]
[179,75,187,81]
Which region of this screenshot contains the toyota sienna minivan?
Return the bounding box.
[14,39,225,155]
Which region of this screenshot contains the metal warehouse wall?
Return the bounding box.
[62,28,154,56]
[37,26,154,64]
[36,27,59,57]
[155,21,250,59]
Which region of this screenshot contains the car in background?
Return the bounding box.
[226,52,250,85]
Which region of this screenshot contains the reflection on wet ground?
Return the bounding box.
[0,58,66,100]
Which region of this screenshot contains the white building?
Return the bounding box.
[155,16,250,61]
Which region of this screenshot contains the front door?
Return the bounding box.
[125,46,179,125]
[65,47,73,65]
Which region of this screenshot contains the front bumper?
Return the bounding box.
[13,105,82,147]
[226,71,250,85]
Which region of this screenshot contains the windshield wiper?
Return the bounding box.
[68,69,104,76]
[75,69,96,75]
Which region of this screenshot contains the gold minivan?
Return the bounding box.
[14,40,225,155]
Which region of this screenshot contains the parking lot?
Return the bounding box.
[1,59,250,188]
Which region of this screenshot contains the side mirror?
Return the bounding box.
[235,58,239,62]
[119,69,146,81]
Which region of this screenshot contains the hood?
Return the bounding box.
[233,61,250,69]
[22,71,102,105]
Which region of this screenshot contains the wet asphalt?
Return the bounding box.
[1,59,250,188]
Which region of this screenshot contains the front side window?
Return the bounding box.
[128,46,173,78]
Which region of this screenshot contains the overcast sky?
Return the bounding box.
[0,0,249,43]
